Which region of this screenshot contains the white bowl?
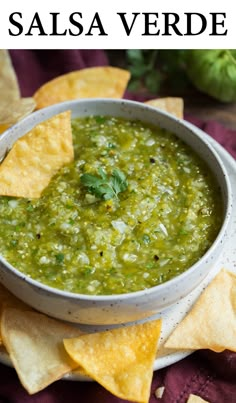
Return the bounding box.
[0,99,232,325]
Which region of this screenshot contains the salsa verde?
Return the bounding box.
[0,116,222,295]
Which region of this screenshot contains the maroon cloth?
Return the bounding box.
[1,50,236,403]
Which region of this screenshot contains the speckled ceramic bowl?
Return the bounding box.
[0,99,233,325]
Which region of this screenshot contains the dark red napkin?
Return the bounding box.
[0,49,235,403]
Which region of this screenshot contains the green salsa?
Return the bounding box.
[0,116,222,295]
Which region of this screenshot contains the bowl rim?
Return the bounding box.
[0,98,233,302]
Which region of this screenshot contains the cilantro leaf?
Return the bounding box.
[125,49,189,93]
[55,253,64,264]
[80,168,128,201]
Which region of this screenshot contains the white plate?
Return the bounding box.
[1,124,236,381]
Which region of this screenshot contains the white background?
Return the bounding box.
[0,0,234,49]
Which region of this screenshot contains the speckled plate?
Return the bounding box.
[0,124,235,381]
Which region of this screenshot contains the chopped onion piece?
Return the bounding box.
[146,138,155,146]
[111,219,127,234]
[159,223,168,236]
[8,200,19,208]
[123,253,137,262]
[159,258,170,267]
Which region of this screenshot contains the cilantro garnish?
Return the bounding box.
[80,168,128,201]
[55,253,64,264]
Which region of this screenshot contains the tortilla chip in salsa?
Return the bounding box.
[0,110,74,198]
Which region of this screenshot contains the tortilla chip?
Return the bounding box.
[0,308,82,394]
[0,98,36,126]
[187,394,209,403]
[0,110,74,198]
[0,124,9,135]
[0,283,29,344]
[0,51,35,134]
[33,67,131,109]
[64,319,162,403]
[165,269,236,352]
[0,345,9,360]
[72,366,91,379]
[145,97,184,119]
[0,50,20,101]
